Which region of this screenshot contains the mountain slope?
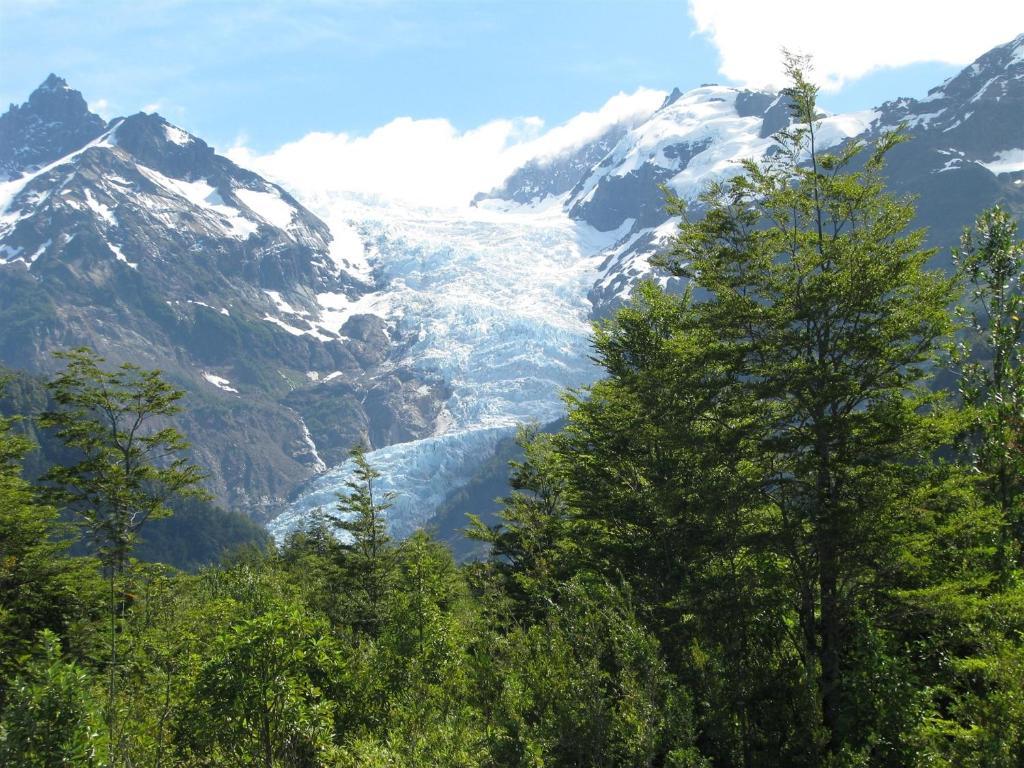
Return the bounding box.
[0,78,448,519]
[3,35,1022,541]
[479,34,1024,317]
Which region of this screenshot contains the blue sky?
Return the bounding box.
[1,0,990,154]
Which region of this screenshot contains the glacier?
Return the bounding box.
[261,85,880,542]
[268,197,623,539]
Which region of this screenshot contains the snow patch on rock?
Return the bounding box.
[979,148,1024,175]
[235,187,295,229]
[202,372,238,393]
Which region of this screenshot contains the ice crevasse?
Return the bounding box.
[268,198,626,540]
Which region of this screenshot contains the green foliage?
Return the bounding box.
[489,578,700,768]
[0,394,102,691]
[177,606,339,768]
[0,630,105,767]
[38,347,208,767]
[0,364,261,572]
[330,445,397,636]
[40,347,207,572]
[655,52,957,759]
[951,206,1024,569]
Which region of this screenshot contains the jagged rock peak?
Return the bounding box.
[37,73,71,91]
[22,74,102,126]
[0,74,107,177]
[659,87,684,110]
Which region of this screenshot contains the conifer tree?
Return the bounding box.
[331,446,396,636]
[952,206,1024,570]
[656,54,957,757]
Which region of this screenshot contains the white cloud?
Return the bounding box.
[89,98,111,118]
[227,88,664,209]
[688,0,1024,91]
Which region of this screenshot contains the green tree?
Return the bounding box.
[0,630,105,767]
[489,578,702,768]
[658,55,957,759]
[177,605,339,768]
[341,532,489,767]
[555,282,807,765]
[951,206,1024,570]
[0,401,100,691]
[39,347,207,765]
[528,56,960,762]
[330,446,396,636]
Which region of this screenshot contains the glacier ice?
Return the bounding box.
[268,197,620,540]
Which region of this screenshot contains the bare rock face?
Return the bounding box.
[0,74,107,178]
[0,77,448,518]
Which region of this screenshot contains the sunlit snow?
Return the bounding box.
[163,124,192,146]
[268,197,618,539]
[135,166,258,240]
[235,188,296,229]
[0,120,124,238]
[202,372,239,393]
[979,148,1024,175]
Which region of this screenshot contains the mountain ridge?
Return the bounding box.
[0,78,449,519]
[3,34,1023,539]
[476,33,1024,316]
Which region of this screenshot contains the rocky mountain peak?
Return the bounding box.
[0,75,107,178]
[37,73,70,92]
[659,87,684,110]
[111,112,220,180]
[0,75,447,519]
[867,32,1024,167]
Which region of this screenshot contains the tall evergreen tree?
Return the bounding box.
[951,206,1024,570]
[330,446,396,636]
[658,54,957,758]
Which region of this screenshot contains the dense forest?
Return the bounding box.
[1,61,1022,767]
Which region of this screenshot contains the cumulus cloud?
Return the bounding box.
[688,0,1024,91]
[227,88,664,209]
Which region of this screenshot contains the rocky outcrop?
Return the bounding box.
[0,77,449,518]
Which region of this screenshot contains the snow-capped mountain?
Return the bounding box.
[0,74,106,178]
[478,34,1024,316]
[257,34,1024,542]
[853,33,1024,264]
[3,35,1022,541]
[0,77,447,518]
[476,84,880,312]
